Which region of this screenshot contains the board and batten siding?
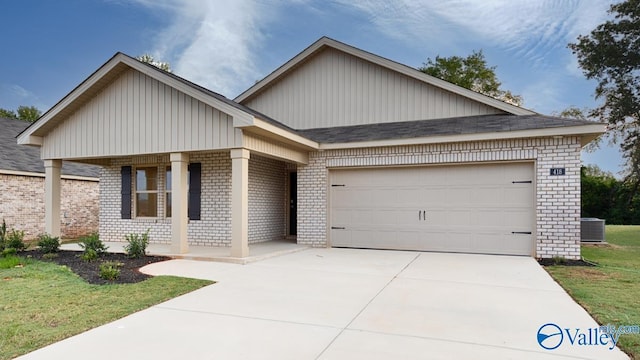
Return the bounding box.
[243,47,505,130]
[42,68,242,159]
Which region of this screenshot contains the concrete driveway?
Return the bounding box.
[18,249,629,359]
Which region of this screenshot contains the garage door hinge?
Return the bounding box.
[512,180,533,184]
[331,226,345,230]
[331,184,346,187]
[512,231,532,235]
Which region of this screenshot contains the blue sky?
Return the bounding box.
[0,0,623,175]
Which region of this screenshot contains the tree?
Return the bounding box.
[419,50,523,106]
[568,0,640,200]
[0,108,17,120]
[16,105,41,122]
[0,105,41,122]
[136,54,171,72]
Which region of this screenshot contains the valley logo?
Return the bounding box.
[537,323,640,351]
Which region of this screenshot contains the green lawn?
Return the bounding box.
[0,257,211,360]
[546,225,640,359]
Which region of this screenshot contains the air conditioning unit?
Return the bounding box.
[581,218,605,242]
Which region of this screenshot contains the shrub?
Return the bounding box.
[37,234,61,254]
[0,255,23,269]
[80,248,98,262]
[6,229,27,252]
[124,230,149,259]
[42,253,59,260]
[78,233,107,261]
[99,261,122,281]
[2,248,17,257]
[0,219,7,250]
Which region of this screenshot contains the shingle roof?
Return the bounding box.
[0,117,100,177]
[297,114,600,143]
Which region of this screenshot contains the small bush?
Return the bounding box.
[0,219,7,250]
[37,234,61,254]
[42,253,59,260]
[0,255,24,269]
[124,230,149,259]
[552,256,567,265]
[99,261,122,281]
[80,248,98,262]
[78,233,107,261]
[6,229,27,252]
[2,248,17,257]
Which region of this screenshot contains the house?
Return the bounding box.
[1,116,99,239]
[17,37,604,259]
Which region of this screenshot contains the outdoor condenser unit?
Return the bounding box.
[580,218,605,242]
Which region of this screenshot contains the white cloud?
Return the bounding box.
[132,0,275,97]
[336,0,616,67]
[126,0,616,100]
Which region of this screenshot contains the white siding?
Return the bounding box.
[243,48,505,130]
[42,69,242,159]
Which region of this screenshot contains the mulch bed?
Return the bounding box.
[25,250,171,285]
[537,258,596,267]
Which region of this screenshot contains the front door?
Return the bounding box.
[289,172,297,236]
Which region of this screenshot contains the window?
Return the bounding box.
[125,164,199,220]
[135,167,158,217]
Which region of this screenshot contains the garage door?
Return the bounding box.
[329,162,534,256]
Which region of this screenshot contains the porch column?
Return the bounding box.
[44,159,62,237]
[230,148,250,258]
[170,152,189,254]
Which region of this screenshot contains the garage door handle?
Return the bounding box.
[512,231,532,235]
[331,226,345,230]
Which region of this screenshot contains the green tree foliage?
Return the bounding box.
[581,165,640,224]
[16,105,41,122]
[136,54,171,72]
[419,50,523,106]
[0,108,17,120]
[0,105,41,122]
[569,0,640,200]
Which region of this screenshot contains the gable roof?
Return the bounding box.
[0,117,99,177]
[298,114,605,148]
[17,52,317,151]
[235,37,536,117]
[17,53,257,146]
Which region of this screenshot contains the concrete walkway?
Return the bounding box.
[61,239,309,264]
[18,249,629,359]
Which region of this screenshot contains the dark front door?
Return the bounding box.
[289,172,297,236]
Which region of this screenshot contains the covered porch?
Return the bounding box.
[17,53,317,259]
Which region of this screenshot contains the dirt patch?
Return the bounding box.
[537,258,596,267]
[24,250,171,285]
[565,267,614,281]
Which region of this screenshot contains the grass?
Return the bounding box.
[0,257,211,359]
[546,225,640,358]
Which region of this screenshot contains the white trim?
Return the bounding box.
[0,169,99,181]
[318,124,606,150]
[235,37,535,116]
[249,118,319,149]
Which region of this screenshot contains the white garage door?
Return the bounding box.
[329,162,535,256]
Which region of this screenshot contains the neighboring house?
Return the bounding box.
[0,117,99,239]
[17,37,604,259]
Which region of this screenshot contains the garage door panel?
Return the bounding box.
[330,163,534,256]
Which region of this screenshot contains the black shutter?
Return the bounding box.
[121,166,132,219]
[188,163,201,220]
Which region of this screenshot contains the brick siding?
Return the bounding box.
[297,137,582,259]
[99,151,286,246]
[0,173,99,240]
